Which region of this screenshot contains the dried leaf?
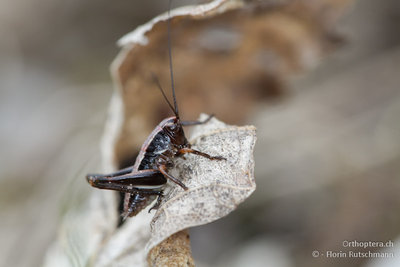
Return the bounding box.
[147,114,256,253]
[43,0,354,265]
[108,0,352,166]
[43,190,120,267]
[43,115,256,267]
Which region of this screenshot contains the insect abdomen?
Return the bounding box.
[138,130,171,170]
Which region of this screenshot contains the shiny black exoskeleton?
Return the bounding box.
[86,114,223,218]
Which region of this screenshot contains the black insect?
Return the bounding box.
[86,3,225,219]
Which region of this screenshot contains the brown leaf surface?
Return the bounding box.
[147,230,194,267]
[106,0,353,168]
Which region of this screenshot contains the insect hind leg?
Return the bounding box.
[86,166,134,180]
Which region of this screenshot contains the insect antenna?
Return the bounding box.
[151,0,179,118]
[167,0,179,119]
[151,73,176,115]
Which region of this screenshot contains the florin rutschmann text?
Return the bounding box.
[311,240,395,259]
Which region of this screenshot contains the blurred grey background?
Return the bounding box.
[1,0,400,267]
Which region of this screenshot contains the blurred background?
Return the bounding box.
[1,0,400,267]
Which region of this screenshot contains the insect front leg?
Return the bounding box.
[156,156,188,191]
[177,147,226,161]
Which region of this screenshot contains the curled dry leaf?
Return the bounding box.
[95,115,257,266]
[147,114,257,253]
[44,0,354,265]
[108,0,352,167]
[43,115,256,267]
